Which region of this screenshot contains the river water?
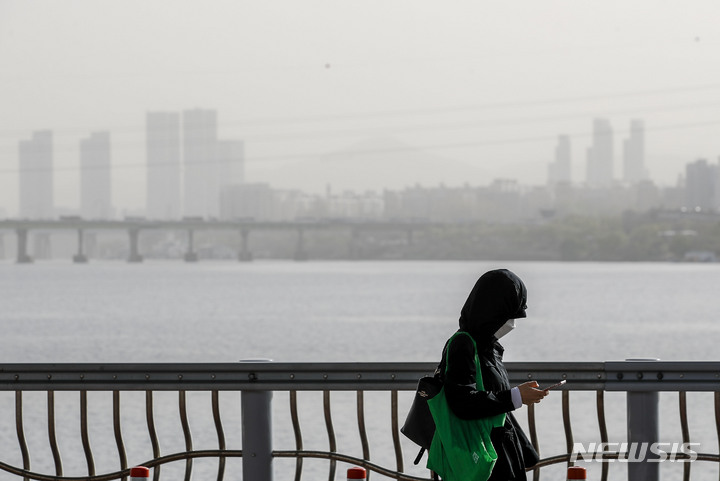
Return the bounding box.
[1,260,719,480]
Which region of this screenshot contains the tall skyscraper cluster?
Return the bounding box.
[146,108,245,219]
[18,129,115,220]
[16,108,245,220]
[548,118,648,188]
[19,130,115,220]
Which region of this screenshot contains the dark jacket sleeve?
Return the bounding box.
[443,334,515,419]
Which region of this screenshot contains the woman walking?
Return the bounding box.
[430,268,547,481]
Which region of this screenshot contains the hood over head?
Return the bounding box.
[458,269,527,343]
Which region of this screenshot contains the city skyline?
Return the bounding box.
[5,112,720,219]
[3,108,715,212]
[2,1,720,216]
[12,108,251,219]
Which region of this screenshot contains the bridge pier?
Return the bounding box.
[293,228,308,261]
[73,229,88,263]
[238,228,253,262]
[127,228,143,263]
[16,228,33,263]
[349,228,361,259]
[184,229,198,262]
[0,233,4,260]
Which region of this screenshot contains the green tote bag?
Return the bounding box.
[426,332,506,481]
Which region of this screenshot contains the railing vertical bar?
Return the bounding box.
[179,390,193,481]
[679,391,690,481]
[715,392,720,481]
[527,403,539,481]
[596,390,608,481]
[48,391,63,477]
[561,390,573,467]
[15,391,30,481]
[146,391,161,481]
[113,391,127,481]
[357,390,371,479]
[290,390,304,481]
[323,390,337,481]
[390,390,403,478]
[211,390,227,481]
[80,390,96,476]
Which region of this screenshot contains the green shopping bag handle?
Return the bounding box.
[443,331,505,424]
[427,331,507,481]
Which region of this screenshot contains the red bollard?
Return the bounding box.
[130,466,150,480]
[347,466,367,480]
[567,466,587,479]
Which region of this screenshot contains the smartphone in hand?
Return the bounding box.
[541,380,566,391]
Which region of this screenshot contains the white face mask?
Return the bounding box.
[495,319,516,339]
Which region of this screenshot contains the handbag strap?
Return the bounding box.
[413,447,425,465]
[443,331,486,391]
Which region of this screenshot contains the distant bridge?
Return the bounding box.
[0,218,445,263]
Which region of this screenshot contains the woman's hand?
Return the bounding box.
[518,381,548,405]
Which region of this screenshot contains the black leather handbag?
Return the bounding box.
[401,374,443,464]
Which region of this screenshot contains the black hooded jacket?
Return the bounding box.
[437,269,539,481]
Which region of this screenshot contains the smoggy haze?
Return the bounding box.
[2,1,720,215]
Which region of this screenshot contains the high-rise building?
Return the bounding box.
[19,130,54,219]
[183,108,218,218]
[80,132,113,219]
[585,119,614,188]
[548,135,571,185]
[623,119,647,184]
[146,112,182,219]
[685,159,718,211]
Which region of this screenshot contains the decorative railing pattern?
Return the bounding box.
[1,361,720,481]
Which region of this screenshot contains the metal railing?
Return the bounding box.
[1,360,720,481]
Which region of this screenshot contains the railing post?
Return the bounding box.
[626,358,659,481]
[241,361,273,481]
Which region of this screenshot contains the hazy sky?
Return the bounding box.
[2,1,720,215]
